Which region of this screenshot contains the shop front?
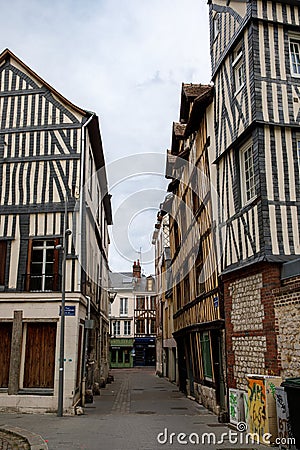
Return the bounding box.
[110,338,134,368]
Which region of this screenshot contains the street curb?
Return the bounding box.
[0,425,48,449]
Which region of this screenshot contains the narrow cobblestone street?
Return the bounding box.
[0,368,270,450]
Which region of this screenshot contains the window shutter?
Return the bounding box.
[25,239,33,291]
[53,238,60,291]
[0,241,7,285]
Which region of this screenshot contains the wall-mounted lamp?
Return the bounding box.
[108,289,117,304]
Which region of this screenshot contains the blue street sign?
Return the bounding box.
[59,305,76,316]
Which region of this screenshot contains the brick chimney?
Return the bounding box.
[133,260,141,278]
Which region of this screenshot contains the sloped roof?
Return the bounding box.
[109,272,155,293]
[0,48,113,225]
[184,85,214,136]
[180,83,213,124]
[0,48,88,117]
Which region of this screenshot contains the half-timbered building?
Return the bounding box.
[164,84,227,417]
[152,204,177,382]
[208,0,300,392]
[133,261,156,366]
[0,49,112,413]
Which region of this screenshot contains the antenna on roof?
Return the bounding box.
[138,247,142,265]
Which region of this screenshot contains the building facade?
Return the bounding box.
[133,261,156,366]
[162,84,226,417]
[109,262,156,367]
[208,0,300,391]
[109,272,135,368]
[0,49,112,413]
[152,205,177,382]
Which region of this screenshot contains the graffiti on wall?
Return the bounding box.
[275,387,294,450]
[229,390,238,423]
[248,378,267,438]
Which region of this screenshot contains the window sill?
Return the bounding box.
[241,194,258,208]
[234,83,245,97]
[18,388,54,396]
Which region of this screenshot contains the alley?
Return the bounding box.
[0,368,270,450]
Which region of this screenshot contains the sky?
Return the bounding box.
[2,0,211,275]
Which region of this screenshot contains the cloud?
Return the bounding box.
[1,0,211,273]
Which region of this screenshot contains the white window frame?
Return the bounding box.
[124,320,131,336]
[232,43,245,95]
[289,34,300,78]
[240,143,256,205]
[113,321,120,336]
[120,297,128,316]
[31,240,55,292]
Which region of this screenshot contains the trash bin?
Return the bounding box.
[281,378,300,449]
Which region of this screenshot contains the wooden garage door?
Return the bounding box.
[0,323,12,387]
[23,323,56,388]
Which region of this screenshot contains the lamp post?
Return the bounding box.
[57,198,72,417]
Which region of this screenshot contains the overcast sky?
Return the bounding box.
[2,0,211,274]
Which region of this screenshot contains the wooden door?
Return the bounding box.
[23,323,56,388]
[0,323,12,387]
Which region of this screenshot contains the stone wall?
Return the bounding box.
[230,274,264,331]
[232,336,267,390]
[223,262,281,389]
[194,382,219,416]
[273,276,300,379]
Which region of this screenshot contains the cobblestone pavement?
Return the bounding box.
[0,368,271,450]
[0,430,29,450]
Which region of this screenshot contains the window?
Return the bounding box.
[150,296,156,310]
[124,320,131,336]
[232,42,244,94]
[26,240,59,291]
[136,296,145,310]
[196,245,205,297]
[120,298,128,316]
[146,277,153,291]
[200,331,213,381]
[240,144,256,204]
[213,12,220,40]
[173,219,180,250]
[136,319,145,334]
[150,319,156,335]
[176,281,181,310]
[113,321,120,336]
[88,149,93,196]
[290,38,300,76]
[96,185,101,225]
[111,349,117,363]
[0,241,7,285]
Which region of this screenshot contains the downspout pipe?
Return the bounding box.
[77,113,95,291]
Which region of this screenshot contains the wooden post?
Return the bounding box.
[8,310,23,395]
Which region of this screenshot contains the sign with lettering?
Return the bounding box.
[59,305,76,316]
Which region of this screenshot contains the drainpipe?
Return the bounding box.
[81,295,91,406]
[77,113,94,291]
